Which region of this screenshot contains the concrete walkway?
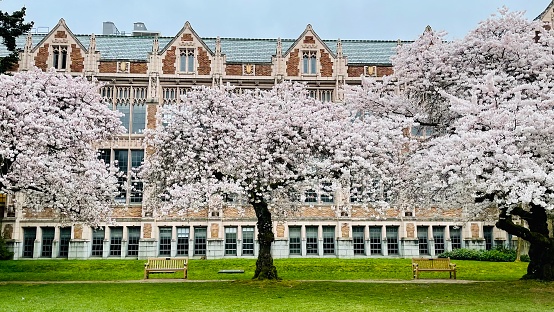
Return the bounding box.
[0,278,490,284]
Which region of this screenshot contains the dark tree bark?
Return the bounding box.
[251,197,278,280]
[496,203,554,281]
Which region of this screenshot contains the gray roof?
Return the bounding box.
[1,34,400,65]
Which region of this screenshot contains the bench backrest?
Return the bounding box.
[412,258,451,269]
[146,258,188,269]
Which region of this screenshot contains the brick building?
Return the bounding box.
[0,19,512,260]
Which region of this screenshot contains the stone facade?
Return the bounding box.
[2,18,517,261]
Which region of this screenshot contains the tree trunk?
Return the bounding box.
[251,199,278,280]
[496,203,554,281]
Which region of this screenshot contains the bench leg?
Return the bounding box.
[144,271,148,279]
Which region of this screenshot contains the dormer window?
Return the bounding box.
[179,48,195,73]
[302,51,317,75]
[52,45,68,70]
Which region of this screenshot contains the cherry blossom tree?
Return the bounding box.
[142,82,410,279]
[0,68,123,226]
[377,9,554,280]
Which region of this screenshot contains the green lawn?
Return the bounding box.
[0,258,551,311]
[0,258,530,281]
[1,280,553,312]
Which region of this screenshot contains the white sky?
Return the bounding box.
[1,0,551,40]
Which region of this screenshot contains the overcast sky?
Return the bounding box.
[1,0,551,40]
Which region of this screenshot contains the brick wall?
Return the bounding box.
[22,207,56,218]
[301,206,335,218]
[471,223,479,238]
[34,43,49,71]
[74,224,83,239]
[255,64,272,76]
[377,66,393,77]
[347,66,364,77]
[226,64,242,75]
[69,44,84,72]
[319,49,332,77]
[54,30,67,39]
[112,207,142,218]
[162,46,176,74]
[182,33,193,41]
[147,104,157,130]
[286,49,300,76]
[303,36,315,44]
[276,223,285,238]
[130,62,147,74]
[197,47,211,75]
[143,223,152,238]
[415,207,462,219]
[98,61,117,73]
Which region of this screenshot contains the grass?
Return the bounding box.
[0,258,551,311]
[0,257,530,281]
[1,280,554,311]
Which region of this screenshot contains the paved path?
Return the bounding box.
[0,279,490,284]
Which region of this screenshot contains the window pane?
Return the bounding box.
[159,227,172,256]
[117,104,130,132]
[131,104,146,134]
[187,53,194,72]
[225,227,237,256]
[92,228,105,257]
[59,227,71,258]
[179,53,187,72]
[418,226,429,255]
[177,227,189,256]
[433,226,445,255]
[23,227,36,258]
[194,227,207,256]
[306,226,318,255]
[127,226,140,257]
[386,226,398,255]
[450,226,462,250]
[353,226,365,255]
[242,227,254,255]
[110,227,123,256]
[322,226,335,255]
[369,226,382,255]
[289,226,301,255]
[41,227,55,257]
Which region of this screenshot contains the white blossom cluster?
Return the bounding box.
[0,68,124,226]
[142,82,410,217]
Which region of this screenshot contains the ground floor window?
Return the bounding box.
[433,226,445,255]
[159,227,172,256]
[23,227,36,258]
[110,227,123,256]
[322,226,335,255]
[127,226,140,257]
[370,226,382,255]
[177,227,189,256]
[59,227,71,258]
[225,227,237,256]
[194,227,207,256]
[386,226,398,255]
[91,228,105,257]
[306,226,318,255]
[41,227,55,257]
[418,226,429,255]
[450,226,462,250]
[484,226,494,250]
[353,226,365,255]
[289,226,301,255]
[242,227,254,255]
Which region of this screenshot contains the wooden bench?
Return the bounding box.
[412,257,456,279]
[144,257,188,279]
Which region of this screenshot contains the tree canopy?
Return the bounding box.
[368,9,554,280]
[0,69,124,226]
[0,6,33,73]
[142,82,409,279]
